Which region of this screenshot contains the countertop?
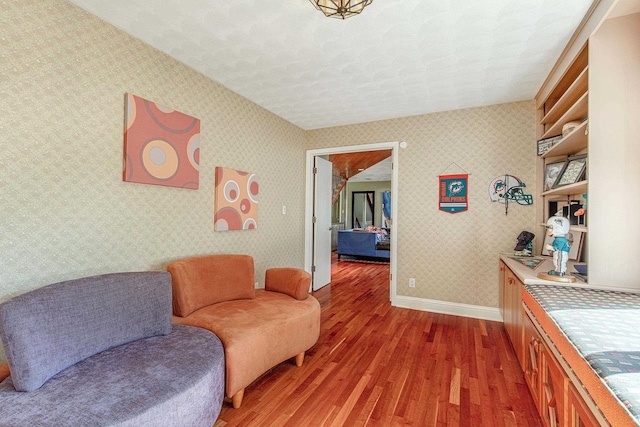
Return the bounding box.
[501,253,640,294]
[500,253,587,286]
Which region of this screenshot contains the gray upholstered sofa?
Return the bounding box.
[0,271,225,426]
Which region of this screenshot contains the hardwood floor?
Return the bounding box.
[215,256,541,426]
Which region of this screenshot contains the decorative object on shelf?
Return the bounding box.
[562,119,585,137]
[214,167,259,231]
[538,216,576,283]
[309,0,372,19]
[571,271,587,282]
[542,227,584,261]
[575,193,587,226]
[544,161,565,191]
[123,94,201,189]
[552,154,587,188]
[561,200,582,225]
[547,200,562,218]
[573,264,587,275]
[438,173,468,214]
[537,135,562,156]
[514,231,535,256]
[509,257,545,270]
[488,174,533,215]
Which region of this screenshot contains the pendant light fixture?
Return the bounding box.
[309,0,373,20]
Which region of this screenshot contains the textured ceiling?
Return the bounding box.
[69,0,594,130]
[348,157,392,183]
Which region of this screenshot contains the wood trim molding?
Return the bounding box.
[394,295,502,322]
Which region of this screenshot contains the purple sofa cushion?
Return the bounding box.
[0,325,225,426]
[0,272,172,392]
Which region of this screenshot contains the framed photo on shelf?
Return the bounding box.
[544,161,565,191]
[537,135,563,156]
[541,229,585,261]
[552,154,587,188]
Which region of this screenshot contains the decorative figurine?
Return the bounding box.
[538,215,576,283]
[514,231,535,257]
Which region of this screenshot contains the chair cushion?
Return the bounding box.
[0,325,225,427]
[168,254,255,317]
[0,272,172,392]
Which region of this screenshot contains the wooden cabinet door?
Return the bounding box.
[567,384,599,427]
[520,301,601,427]
[505,268,523,364]
[523,313,542,410]
[499,261,507,322]
[499,263,524,365]
[541,344,567,427]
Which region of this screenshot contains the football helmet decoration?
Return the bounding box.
[488,175,533,205]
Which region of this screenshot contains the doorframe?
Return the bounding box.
[304,141,399,304]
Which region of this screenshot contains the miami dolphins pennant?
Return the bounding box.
[439,174,468,214]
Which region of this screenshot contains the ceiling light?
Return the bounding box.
[309,0,373,20]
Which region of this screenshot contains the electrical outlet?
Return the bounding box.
[409,278,415,288]
[282,205,287,215]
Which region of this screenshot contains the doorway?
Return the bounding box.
[304,142,399,303]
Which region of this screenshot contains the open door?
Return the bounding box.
[312,156,332,290]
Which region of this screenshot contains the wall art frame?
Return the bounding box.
[544,161,565,192]
[123,93,200,189]
[214,167,259,231]
[552,154,587,189]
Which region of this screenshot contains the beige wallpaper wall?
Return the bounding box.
[0,0,309,345]
[308,101,537,307]
[1,1,537,363]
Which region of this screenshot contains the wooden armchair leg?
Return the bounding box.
[231,389,245,409]
[295,352,305,367]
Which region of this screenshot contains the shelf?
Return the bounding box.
[541,92,588,140]
[541,66,588,126]
[542,120,588,159]
[538,43,588,110]
[541,180,588,197]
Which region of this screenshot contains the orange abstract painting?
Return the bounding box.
[214,167,259,231]
[123,93,200,189]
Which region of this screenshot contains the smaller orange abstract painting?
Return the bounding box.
[123,93,200,189]
[214,167,259,231]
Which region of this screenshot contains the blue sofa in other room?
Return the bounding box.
[0,271,225,426]
[337,229,390,259]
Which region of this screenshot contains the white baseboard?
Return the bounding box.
[393,295,502,322]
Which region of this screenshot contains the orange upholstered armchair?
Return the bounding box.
[0,364,9,383]
[168,254,321,408]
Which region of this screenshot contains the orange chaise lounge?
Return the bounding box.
[168,254,321,408]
